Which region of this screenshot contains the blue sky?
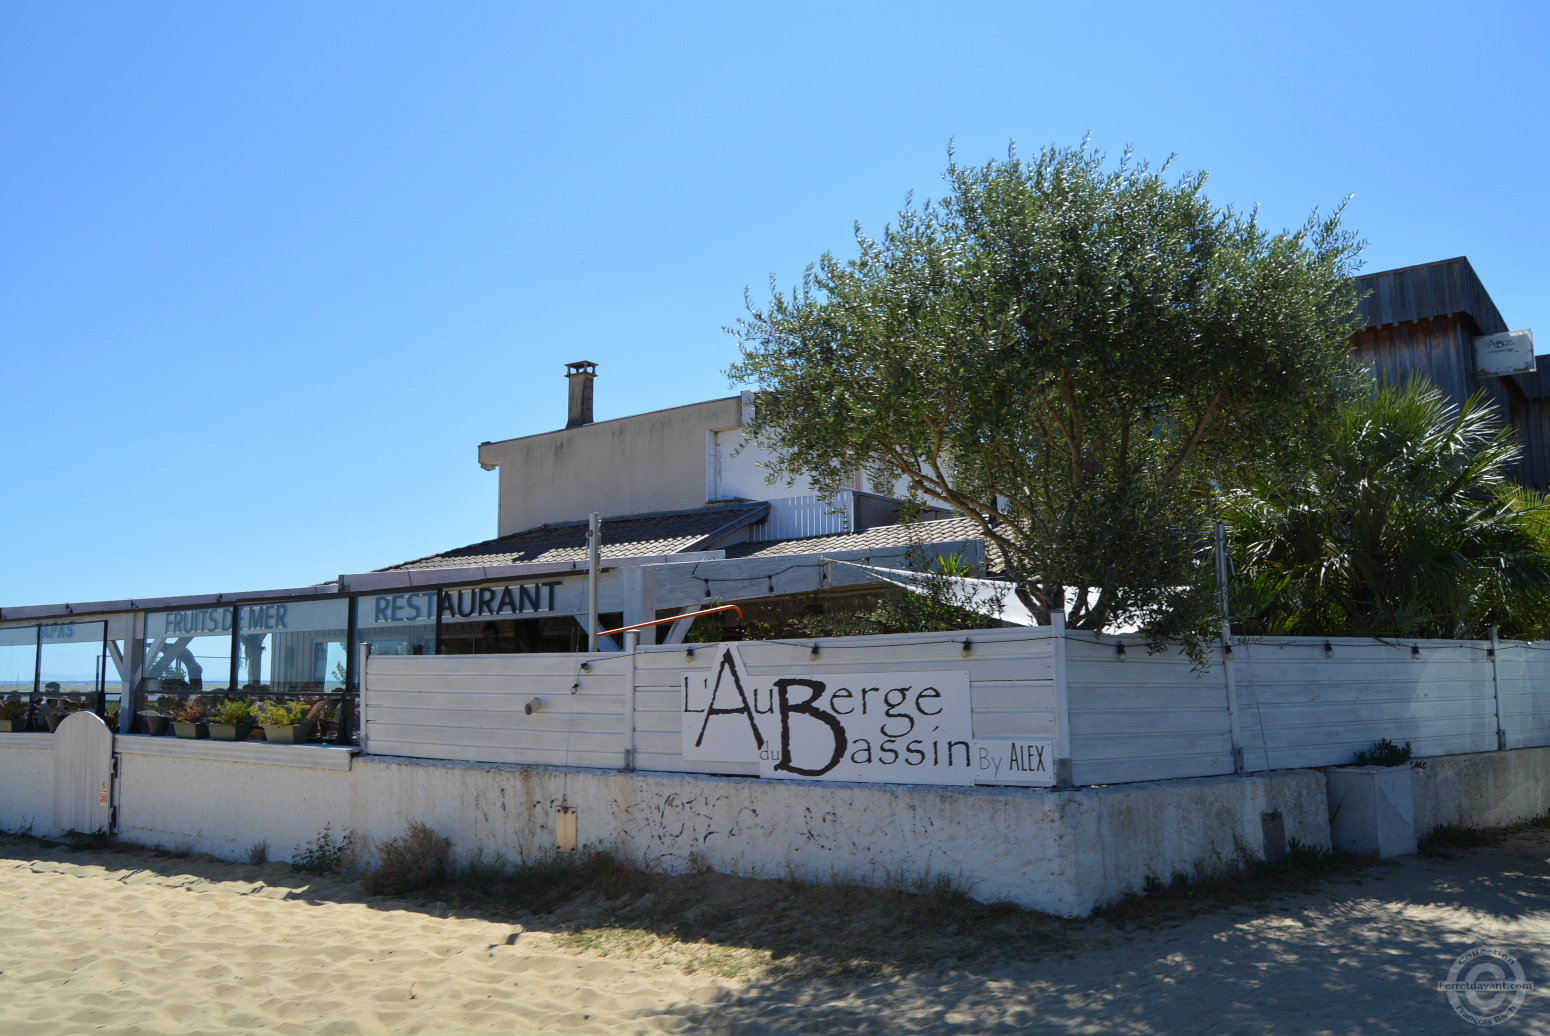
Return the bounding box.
[2,1,1546,607]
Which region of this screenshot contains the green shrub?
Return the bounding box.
[68,827,112,850]
[1353,738,1412,767]
[212,700,254,725]
[362,820,453,895]
[1425,823,1482,847]
[257,700,308,725]
[291,823,354,874]
[0,700,27,720]
[1225,381,1550,641]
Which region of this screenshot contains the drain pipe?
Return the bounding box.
[587,512,600,653]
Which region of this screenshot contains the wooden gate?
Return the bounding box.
[53,712,114,835]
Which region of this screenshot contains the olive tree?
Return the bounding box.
[728,141,1365,644]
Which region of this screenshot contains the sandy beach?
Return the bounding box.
[3,828,1549,1034]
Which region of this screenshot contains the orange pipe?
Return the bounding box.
[596,604,743,638]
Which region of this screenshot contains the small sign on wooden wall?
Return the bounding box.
[1475,329,1536,377]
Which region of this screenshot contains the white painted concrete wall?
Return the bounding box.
[0,732,1326,917]
[1412,745,1550,832]
[706,430,820,503]
[10,729,1550,912]
[479,397,744,537]
[0,736,52,836]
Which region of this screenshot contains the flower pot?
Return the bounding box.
[172,721,209,739]
[209,722,255,741]
[262,720,315,745]
[0,717,30,733]
[139,713,170,736]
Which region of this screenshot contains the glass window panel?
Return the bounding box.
[353,592,438,673]
[439,614,589,654]
[142,607,235,698]
[236,598,348,695]
[38,622,107,714]
[0,625,38,698]
[435,580,583,655]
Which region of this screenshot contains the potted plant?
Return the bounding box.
[171,696,210,739]
[209,699,256,741]
[258,700,315,744]
[0,700,29,733]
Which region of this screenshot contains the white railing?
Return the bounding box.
[362,627,1550,787]
[745,493,852,542]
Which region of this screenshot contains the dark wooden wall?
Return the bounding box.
[1348,256,1546,489]
[1349,314,1514,419]
[1354,257,1507,337]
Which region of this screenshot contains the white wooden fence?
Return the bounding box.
[361,626,1550,787]
[362,626,1059,778]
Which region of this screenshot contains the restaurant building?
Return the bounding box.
[1,256,1538,739]
[0,359,970,738]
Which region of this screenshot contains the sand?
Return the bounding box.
[2,829,1549,1034]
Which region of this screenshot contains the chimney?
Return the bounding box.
[565,360,597,428]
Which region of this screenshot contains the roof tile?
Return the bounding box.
[381,504,769,571]
[723,515,989,560]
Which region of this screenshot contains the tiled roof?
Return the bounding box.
[723,516,989,559]
[381,503,769,572]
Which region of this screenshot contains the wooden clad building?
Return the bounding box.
[1351,256,1548,488]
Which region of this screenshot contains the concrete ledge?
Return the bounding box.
[372,762,1328,915]
[114,735,358,770]
[0,738,1329,916]
[1413,745,1550,832]
[0,737,53,835]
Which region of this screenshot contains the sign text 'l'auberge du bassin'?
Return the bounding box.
[681,646,1053,787]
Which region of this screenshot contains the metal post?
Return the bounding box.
[343,593,358,691]
[122,611,145,735]
[1490,625,1505,750]
[433,587,444,655]
[587,512,600,653]
[1215,521,1245,774]
[229,604,240,694]
[623,629,639,769]
[357,643,371,754]
[1051,609,1073,789]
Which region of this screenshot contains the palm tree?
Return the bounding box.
[1222,379,1550,640]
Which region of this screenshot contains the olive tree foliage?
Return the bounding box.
[727,141,1366,644]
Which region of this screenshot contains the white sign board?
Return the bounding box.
[681,645,976,785]
[1474,329,1536,377]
